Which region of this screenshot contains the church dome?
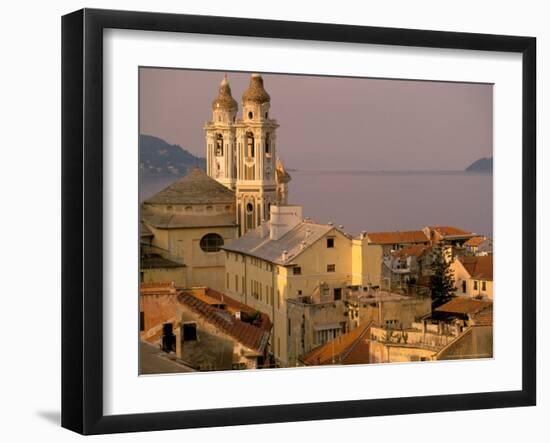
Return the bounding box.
[242,74,270,104]
[212,75,238,111]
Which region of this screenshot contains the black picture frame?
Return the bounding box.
[61,8,536,435]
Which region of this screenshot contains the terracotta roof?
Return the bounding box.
[464,236,487,247]
[458,255,493,280]
[188,287,272,334]
[177,291,271,354]
[435,297,492,315]
[430,226,473,237]
[242,74,270,104]
[143,168,235,205]
[301,322,372,366]
[212,75,238,111]
[393,244,430,258]
[140,254,185,269]
[366,230,429,245]
[471,305,493,326]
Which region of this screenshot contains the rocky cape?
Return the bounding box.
[465,157,492,172]
[140,134,206,176]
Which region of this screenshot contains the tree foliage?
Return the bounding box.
[429,246,456,308]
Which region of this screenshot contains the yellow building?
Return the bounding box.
[141,168,239,292]
[222,204,353,366]
[451,255,494,300]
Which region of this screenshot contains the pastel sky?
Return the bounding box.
[139,68,492,171]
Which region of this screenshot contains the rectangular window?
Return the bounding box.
[235,275,238,292]
[277,290,281,309]
[474,280,478,290]
[288,318,291,336]
[327,237,334,248]
[277,338,280,356]
[139,311,144,331]
[183,323,197,341]
[327,264,336,272]
[334,288,342,301]
[293,266,302,275]
[482,281,487,291]
[226,272,229,289]
[271,287,274,306]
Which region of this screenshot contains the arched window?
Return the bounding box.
[246,202,254,231]
[215,134,223,156]
[265,133,271,155]
[199,233,224,252]
[246,132,255,158]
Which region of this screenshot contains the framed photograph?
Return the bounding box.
[61,8,536,435]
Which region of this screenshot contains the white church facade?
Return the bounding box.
[205,74,290,235]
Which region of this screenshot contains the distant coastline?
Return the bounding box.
[465,157,493,172]
[140,134,205,176]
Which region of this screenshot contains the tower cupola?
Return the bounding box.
[242,73,271,104]
[212,74,238,112]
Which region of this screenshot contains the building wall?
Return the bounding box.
[352,240,384,287]
[437,326,493,360]
[451,260,494,300]
[369,340,436,363]
[176,303,259,370]
[148,224,237,292]
[357,297,432,330]
[141,267,186,287]
[139,292,178,342]
[287,299,348,365]
[223,228,352,365]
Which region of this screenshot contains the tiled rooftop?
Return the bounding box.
[143,168,235,205]
[430,226,473,237]
[300,322,372,366]
[222,220,336,265]
[458,255,493,280]
[141,254,185,269]
[435,297,493,315]
[366,230,429,245]
[177,291,271,354]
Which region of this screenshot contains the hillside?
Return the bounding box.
[139,134,206,175]
[465,157,492,172]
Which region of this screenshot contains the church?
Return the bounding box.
[205,73,291,234]
[140,74,291,292]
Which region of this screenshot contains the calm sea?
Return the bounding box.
[140,170,493,237]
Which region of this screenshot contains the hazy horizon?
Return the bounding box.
[139,68,493,171]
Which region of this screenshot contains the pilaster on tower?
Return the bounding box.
[235,74,280,235]
[204,75,238,190]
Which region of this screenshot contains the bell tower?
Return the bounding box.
[235,74,279,235]
[205,75,238,190]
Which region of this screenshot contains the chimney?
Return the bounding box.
[234,311,241,320]
[269,205,303,241]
